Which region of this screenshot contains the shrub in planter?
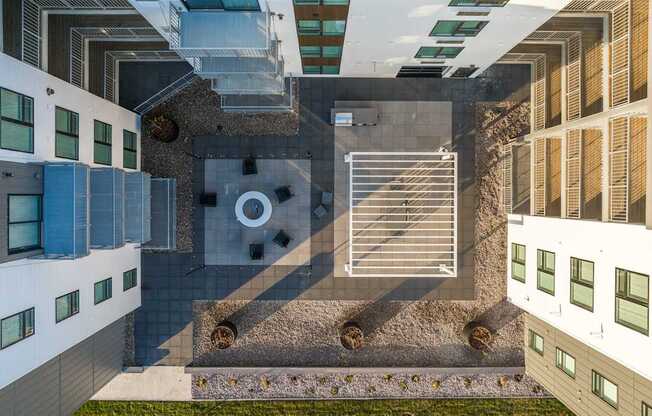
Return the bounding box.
[463,321,493,352]
[147,114,179,143]
[340,321,364,350]
[211,321,237,349]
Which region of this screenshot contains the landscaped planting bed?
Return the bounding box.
[190,371,547,400]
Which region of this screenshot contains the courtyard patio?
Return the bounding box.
[136,66,532,369]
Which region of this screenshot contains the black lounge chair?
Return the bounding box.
[243,157,257,175]
[199,193,217,207]
[249,243,264,260]
[273,230,291,248]
[274,186,293,204]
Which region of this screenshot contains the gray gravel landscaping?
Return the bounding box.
[191,101,532,370]
[191,371,548,400]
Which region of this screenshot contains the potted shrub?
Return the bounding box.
[464,321,493,352]
[340,321,364,351]
[211,321,237,349]
[147,114,179,143]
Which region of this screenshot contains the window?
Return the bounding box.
[511,243,525,282]
[321,65,340,74]
[537,249,555,295]
[570,257,594,311]
[643,402,652,416]
[415,46,463,59]
[615,268,649,335]
[300,46,321,58]
[1,308,34,349]
[528,329,544,356]
[8,195,42,254]
[94,278,112,305]
[94,120,112,165]
[297,20,321,36]
[322,20,346,36]
[449,0,509,6]
[182,0,260,10]
[294,0,349,3]
[0,88,34,153]
[430,20,487,37]
[555,348,576,378]
[592,371,618,409]
[55,290,79,323]
[303,65,321,74]
[123,130,137,169]
[55,107,79,160]
[123,269,137,291]
[322,46,343,58]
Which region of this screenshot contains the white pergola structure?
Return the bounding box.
[344,152,457,278]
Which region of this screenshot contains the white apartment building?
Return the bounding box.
[505,1,652,414]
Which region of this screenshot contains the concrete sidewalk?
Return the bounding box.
[92,366,191,401]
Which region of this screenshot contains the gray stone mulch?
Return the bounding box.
[191,371,548,400]
[190,101,532,370]
[140,78,299,252]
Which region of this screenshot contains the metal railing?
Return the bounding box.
[608,116,629,222]
[610,3,631,108]
[103,50,184,103]
[502,144,513,214]
[565,129,582,218]
[69,26,164,88]
[533,138,547,216]
[134,70,198,114]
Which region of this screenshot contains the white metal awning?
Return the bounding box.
[345,152,457,278]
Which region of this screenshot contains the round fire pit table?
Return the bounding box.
[235,191,272,228]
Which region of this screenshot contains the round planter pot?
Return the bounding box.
[148,116,179,143]
[211,321,238,349]
[340,321,364,351]
[464,321,493,351]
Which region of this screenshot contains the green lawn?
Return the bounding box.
[76,398,573,416]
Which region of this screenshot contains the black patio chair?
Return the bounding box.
[243,157,257,175]
[273,230,291,248]
[249,243,264,260]
[199,192,217,207]
[274,186,293,204]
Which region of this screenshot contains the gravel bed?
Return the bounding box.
[191,101,532,369]
[191,372,548,400]
[141,78,300,251]
[123,312,135,367]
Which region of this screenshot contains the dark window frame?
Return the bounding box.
[123,268,138,291]
[592,370,618,409]
[615,268,649,335]
[55,290,80,323]
[511,243,526,283]
[55,106,79,160]
[449,0,509,6]
[297,20,322,36]
[0,307,35,350]
[7,194,42,255]
[430,20,488,37]
[528,329,544,356]
[123,129,137,169]
[536,249,556,295]
[181,0,260,11]
[643,402,652,416]
[415,46,464,59]
[555,347,576,379]
[0,87,35,154]
[93,119,112,166]
[570,257,595,312]
[94,278,113,305]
